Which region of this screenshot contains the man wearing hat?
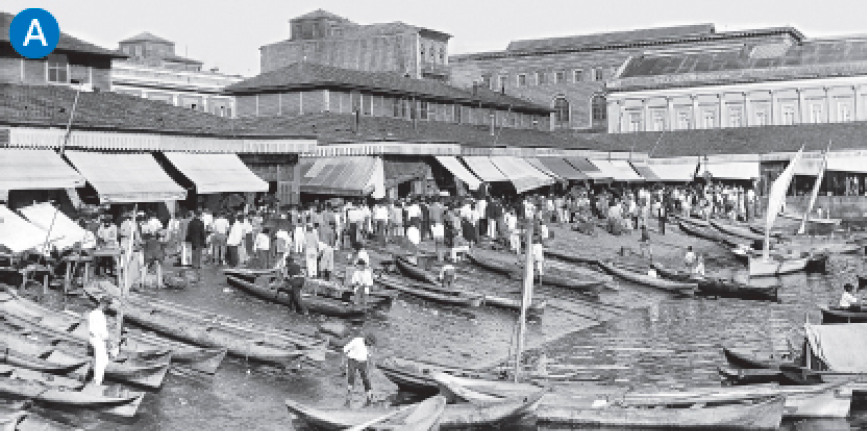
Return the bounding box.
[349,252,373,306]
[278,255,307,315]
[343,332,377,406]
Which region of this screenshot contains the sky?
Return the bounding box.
[7,0,867,76]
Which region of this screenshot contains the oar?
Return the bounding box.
[344,404,415,431]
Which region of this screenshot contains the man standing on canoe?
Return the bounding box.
[280,256,308,315]
[88,296,113,387]
[344,333,376,407]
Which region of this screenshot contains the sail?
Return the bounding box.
[763,146,804,259]
[798,144,830,235]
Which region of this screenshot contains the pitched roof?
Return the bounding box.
[559,122,867,158]
[0,12,125,58]
[224,62,551,113]
[507,24,715,53]
[120,31,173,44]
[291,9,351,22]
[160,52,203,65]
[612,37,867,91]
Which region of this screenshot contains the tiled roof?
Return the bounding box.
[559,122,867,158]
[224,62,551,113]
[120,32,173,44]
[507,24,715,53]
[0,12,125,58]
[0,83,307,138]
[291,9,351,22]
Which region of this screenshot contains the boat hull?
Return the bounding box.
[226,275,377,318]
[597,261,696,295]
[748,256,809,277]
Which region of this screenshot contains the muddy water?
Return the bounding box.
[20,224,867,430]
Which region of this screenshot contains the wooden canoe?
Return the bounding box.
[710,220,766,242]
[231,272,399,302]
[718,367,785,385]
[376,275,483,307]
[376,356,503,395]
[225,275,381,318]
[542,248,600,266]
[467,252,603,295]
[536,395,784,429]
[394,255,440,286]
[779,212,841,225]
[0,287,226,375]
[431,371,543,402]
[0,328,171,389]
[81,281,327,367]
[678,221,744,248]
[722,347,786,369]
[673,215,712,227]
[748,256,809,277]
[393,395,446,431]
[651,263,779,301]
[0,409,26,431]
[482,294,547,315]
[820,305,867,324]
[0,376,144,418]
[597,261,696,295]
[285,390,545,430]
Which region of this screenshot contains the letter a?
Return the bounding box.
[23,19,47,47]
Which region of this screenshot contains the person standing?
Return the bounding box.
[318,241,334,281]
[657,200,667,235]
[211,212,230,266]
[226,215,244,267]
[253,227,271,269]
[343,333,377,406]
[178,211,192,267]
[186,210,207,271]
[303,224,319,278]
[420,197,431,241]
[88,297,113,386]
[279,256,307,315]
[373,201,389,246]
[350,258,373,306]
[429,198,444,244]
[96,216,118,276]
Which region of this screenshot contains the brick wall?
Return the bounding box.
[23,59,44,84]
[0,57,20,83]
[257,93,280,116]
[236,95,257,117]
[300,90,326,114]
[281,92,301,115]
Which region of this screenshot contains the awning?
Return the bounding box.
[796,154,867,175]
[630,161,661,182]
[383,157,430,189]
[0,149,85,190]
[804,323,867,373]
[163,153,268,194]
[565,157,613,183]
[590,160,645,182]
[0,206,50,253]
[435,156,481,190]
[700,161,760,180]
[65,151,186,203]
[18,202,85,250]
[489,156,556,194]
[537,158,589,181]
[646,161,699,182]
[299,156,380,197]
[525,158,561,180]
[462,157,508,182]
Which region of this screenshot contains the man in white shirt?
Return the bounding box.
[88,296,113,386]
[531,234,545,276]
[350,258,373,306]
[211,213,230,265]
[683,246,697,270]
[372,203,389,246]
[841,284,860,310]
[226,217,245,267]
[343,333,376,406]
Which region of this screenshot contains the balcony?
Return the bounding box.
[421,62,450,78]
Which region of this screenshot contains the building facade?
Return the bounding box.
[606,36,867,133]
[112,32,243,117]
[450,24,802,131]
[260,9,451,81]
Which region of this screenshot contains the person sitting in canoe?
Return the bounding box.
[840,283,860,311]
[344,333,376,407]
[439,263,456,289]
[683,246,697,271]
[693,253,706,276]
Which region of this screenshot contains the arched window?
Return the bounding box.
[591,94,607,126]
[553,97,570,129]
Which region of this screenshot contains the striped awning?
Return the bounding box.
[525,158,561,180]
[18,202,88,250]
[630,161,661,181]
[299,156,381,197]
[0,149,85,191]
[0,206,50,253]
[565,157,613,183]
[646,161,698,182]
[700,161,760,180]
[462,157,508,182]
[65,151,186,203]
[590,160,645,182]
[163,153,269,194]
[537,158,589,181]
[435,156,481,190]
[489,156,555,193]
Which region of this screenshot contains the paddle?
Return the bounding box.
[343,404,414,431]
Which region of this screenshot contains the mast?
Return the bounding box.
[514,219,534,383]
[798,141,832,235]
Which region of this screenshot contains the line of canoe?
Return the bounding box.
[651,263,779,301]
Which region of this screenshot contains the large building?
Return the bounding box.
[112,32,242,117]
[450,24,803,131]
[0,12,123,91]
[260,9,451,81]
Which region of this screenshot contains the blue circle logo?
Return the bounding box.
[9,9,60,59]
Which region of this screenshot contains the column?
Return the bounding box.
[824,87,831,123]
[691,95,699,129]
[618,99,626,133]
[855,85,861,122]
[796,88,805,124]
[642,99,650,132]
[743,93,750,127]
[718,93,726,128]
[769,90,776,126]
[667,96,675,131]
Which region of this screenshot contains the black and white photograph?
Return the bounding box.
[1,1,867,429]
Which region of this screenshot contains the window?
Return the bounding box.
[454,104,462,123]
[497,75,508,91]
[46,54,68,84]
[729,107,743,127]
[439,48,445,63]
[629,112,642,132]
[516,74,527,87]
[555,71,566,84]
[782,105,796,125]
[553,97,570,129]
[838,103,853,122]
[810,104,823,124]
[393,98,405,118]
[573,69,583,83]
[481,74,492,90]
[536,72,547,85]
[122,46,130,54]
[678,111,691,130]
[420,45,425,58]
[653,112,666,131]
[703,111,715,129]
[755,110,768,126]
[135,45,142,57]
[350,91,361,112]
[418,101,429,120]
[593,68,603,81]
[591,94,607,122]
[362,94,372,116]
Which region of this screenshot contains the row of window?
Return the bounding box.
[483,67,615,90]
[419,43,447,65]
[552,95,608,129]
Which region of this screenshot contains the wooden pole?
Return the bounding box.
[116,203,137,341]
[514,220,534,383]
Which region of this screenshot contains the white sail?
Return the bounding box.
[762,146,804,260]
[798,143,831,235]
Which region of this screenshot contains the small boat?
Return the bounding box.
[652,263,779,301]
[819,305,867,324]
[0,376,144,418]
[673,215,712,227]
[596,261,696,295]
[678,221,744,248]
[81,281,327,367]
[285,391,545,430]
[718,367,785,385]
[394,255,440,286]
[780,212,841,226]
[748,255,810,277]
[226,275,385,318]
[542,248,599,266]
[377,356,504,395]
[482,294,547,315]
[376,275,484,307]
[0,409,27,431]
[431,371,544,402]
[394,395,447,431]
[537,395,784,429]
[722,347,787,369]
[467,252,603,295]
[711,220,766,242]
